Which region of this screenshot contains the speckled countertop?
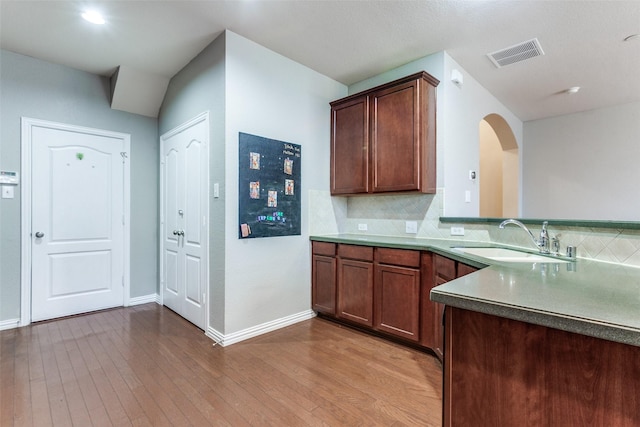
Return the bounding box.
[310,234,640,348]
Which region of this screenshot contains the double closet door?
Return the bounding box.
[160,113,209,330]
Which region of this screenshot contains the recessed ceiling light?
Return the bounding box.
[82,10,105,25]
[624,34,640,42]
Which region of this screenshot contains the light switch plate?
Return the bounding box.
[358,223,368,231]
[2,185,14,199]
[405,221,418,234]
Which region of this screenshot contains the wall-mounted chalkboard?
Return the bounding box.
[238,132,301,238]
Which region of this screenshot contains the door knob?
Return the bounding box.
[172,230,179,236]
[35,231,44,238]
[178,230,185,236]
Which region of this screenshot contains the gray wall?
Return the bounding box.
[522,101,640,220]
[158,33,227,332]
[223,31,346,335]
[0,49,159,322]
[160,30,346,338]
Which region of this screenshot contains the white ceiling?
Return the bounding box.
[1,0,639,121]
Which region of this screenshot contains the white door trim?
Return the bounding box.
[159,111,210,331]
[20,117,131,326]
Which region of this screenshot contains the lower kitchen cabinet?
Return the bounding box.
[433,255,455,359]
[311,242,337,315]
[374,248,421,342]
[432,254,479,360]
[337,244,374,327]
[311,240,481,357]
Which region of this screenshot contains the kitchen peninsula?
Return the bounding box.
[310,234,640,426]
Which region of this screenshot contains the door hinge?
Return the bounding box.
[120,152,128,163]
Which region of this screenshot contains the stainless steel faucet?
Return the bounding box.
[499,219,551,254]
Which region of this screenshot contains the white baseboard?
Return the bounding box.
[206,309,316,347]
[2,295,160,331]
[128,293,160,306]
[0,318,20,331]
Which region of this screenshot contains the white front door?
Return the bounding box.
[160,113,209,330]
[28,120,128,322]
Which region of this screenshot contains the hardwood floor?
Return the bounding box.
[1,304,442,426]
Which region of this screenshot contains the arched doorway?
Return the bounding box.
[479,114,519,217]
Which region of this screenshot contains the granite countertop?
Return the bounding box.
[310,234,640,348]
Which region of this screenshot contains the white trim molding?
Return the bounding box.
[128,294,161,306]
[0,318,20,331]
[206,310,316,347]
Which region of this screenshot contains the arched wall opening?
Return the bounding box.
[479,113,519,217]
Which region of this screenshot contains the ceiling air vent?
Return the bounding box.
[487,38,544,68]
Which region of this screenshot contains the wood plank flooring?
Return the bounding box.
[1,304,442,426]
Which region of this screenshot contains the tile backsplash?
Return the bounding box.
[490,225,640,266]
[309,188,640,268]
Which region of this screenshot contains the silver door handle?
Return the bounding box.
[172,230,179,236]
[35,232,44,238]
[178,230,185,236]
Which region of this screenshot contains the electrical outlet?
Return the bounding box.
[358,223,368,231]
[405,221,418,234]
[450,226,465,236]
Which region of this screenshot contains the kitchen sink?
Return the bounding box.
[451,247,570,263]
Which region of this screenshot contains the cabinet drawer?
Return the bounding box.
[338,244,374,261]
[312,241,336,256]
[375,247,420,268]
[434,254,456,281]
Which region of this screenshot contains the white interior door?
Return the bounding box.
[161,113,208,330]
[30,122,127,322]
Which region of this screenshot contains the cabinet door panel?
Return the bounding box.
[331,97,369,194]
[434,254,456,281]
[434,276,447,360]
[457,263,478,277]
[312,255,336,315]
[420,252,436,348]
[375,264,421,341]
[371,81,420,192]
[337,259,374,326]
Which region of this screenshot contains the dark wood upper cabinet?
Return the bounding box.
[330,96,369,194]
[330,71,439,195]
